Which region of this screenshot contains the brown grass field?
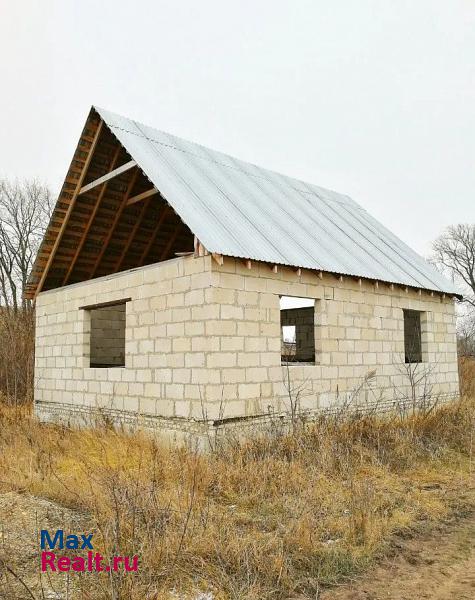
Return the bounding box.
[0,359,474,599]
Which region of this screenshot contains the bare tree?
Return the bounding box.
[432,224,475,358]
[0,179,53,310]
[0,179,53,403]
[432,224,475,308]
[458,314,475,358]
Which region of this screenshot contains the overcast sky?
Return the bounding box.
[0,0,473,257]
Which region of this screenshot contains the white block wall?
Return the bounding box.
[34,255,459,434]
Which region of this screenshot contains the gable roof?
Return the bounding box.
[26,106,459,298]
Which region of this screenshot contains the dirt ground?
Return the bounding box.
[322,505,475,600]
[0,491,88,599]
[1,491,475,599]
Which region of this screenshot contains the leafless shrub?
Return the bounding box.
[391,351,442,418]
[281,359,313,431]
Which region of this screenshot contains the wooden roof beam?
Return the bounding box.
[194,237,209,257]
[126,187,159,206]
[113,197,152,273]
[139,206,169,266]
[159,222,182,260]
[79,160,137,195]
[212,253,224,266]
[89,167,139,279]
[62,144,122,286]
[34,119,104,297]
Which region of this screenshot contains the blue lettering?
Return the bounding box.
[81,533,93,549]
[66,535,79,549]
[40,530,63,550]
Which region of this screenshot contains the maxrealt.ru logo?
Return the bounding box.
[40,530,138,573]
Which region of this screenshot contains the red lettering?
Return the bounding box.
[93,552,104,571]
[71,556,86,572]
[57,556,71,572]
[41,551,56,572]
[124,556,139,572]
[112,556,123,571]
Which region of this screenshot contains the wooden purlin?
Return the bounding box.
[62,144,122,286]
[79,160,137,195]
[32,118,104,298]
[89,167,140,279]
[126,187,158,206]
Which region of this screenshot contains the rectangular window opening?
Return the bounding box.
[280,296,316,364]
[403,309,423,364]
[87,302,127,368]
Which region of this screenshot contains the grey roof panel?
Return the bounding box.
[94,106,459,295]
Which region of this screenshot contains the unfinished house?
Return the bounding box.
[26,106,461,441]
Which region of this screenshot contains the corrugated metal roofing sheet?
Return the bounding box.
[95,106,459,295]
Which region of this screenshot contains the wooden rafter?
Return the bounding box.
[193,237,208,257]
[139,206,169,266]
[211,253,224,266]
[62,144,122,285]
[126,187,158,206]
[159,222,182,260]
[113,197,152,273]
[89,167,139,279]
[79,160,137,195]
[34,120,104,297]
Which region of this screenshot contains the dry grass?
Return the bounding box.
[0,308,34,404]
[0,390,474,599]
[460,356,475,398]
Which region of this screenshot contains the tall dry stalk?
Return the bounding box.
[0,307,35,404]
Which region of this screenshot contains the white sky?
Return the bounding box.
[0,0,473,257]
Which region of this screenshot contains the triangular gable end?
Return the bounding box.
[25,108,195,299]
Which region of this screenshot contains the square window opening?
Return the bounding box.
[403,309,423,364]
[88,302,126,368]
[280,296,316,364]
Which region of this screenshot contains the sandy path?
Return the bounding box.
[322,509,475,600]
